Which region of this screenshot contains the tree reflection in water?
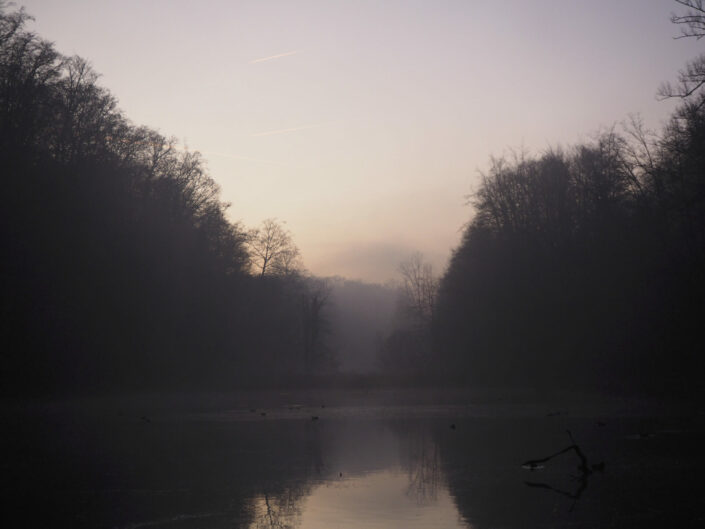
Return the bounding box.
[248,421,323,529]
[524,477,588,512]
[404,430,442,505]
[245,418,464,529]
[18,396,701,529]
[251,488,307,529]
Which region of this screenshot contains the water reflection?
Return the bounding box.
[246,417,468,528]
[6,394,704,529]
[251,490,305,529]
[404,430,442,505]
[524,478,587,512]
[278,470,467,529]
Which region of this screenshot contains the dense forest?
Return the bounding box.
[368,6,705,395]
[434,115,705,394]
[2,3,704,397]
[0,5,337,396]
[430,5,705,393]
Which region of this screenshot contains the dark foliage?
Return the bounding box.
[434,101,705,394]
[0,5,334,396]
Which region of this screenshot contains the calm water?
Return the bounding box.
[3,389,704,528]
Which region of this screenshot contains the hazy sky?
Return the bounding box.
[20,1,701,282]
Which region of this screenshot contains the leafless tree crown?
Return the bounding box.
[399,252,438,323]
[659,1,705,106]
[247,218,302,277]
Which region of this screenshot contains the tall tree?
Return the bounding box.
[247,218,302,278]
[398,252,438,325]
[299,278,335,374]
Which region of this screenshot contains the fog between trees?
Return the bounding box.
[2,2,704,396]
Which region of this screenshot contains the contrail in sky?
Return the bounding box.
[199,150,288,165]
[249,50,300,64]
[251,123,325,137]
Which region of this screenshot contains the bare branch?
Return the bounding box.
[658,54,705,101]
[671,0,705,39]
[246,218,302,277]
[399,252,438,323]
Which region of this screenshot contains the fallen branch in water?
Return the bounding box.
[522,430,603,512]
[521,430,602,475]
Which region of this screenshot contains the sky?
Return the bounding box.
[19,1,702,282]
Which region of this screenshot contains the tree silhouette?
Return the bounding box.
[247,219,302,278]
[398,252,438,324]
[659,1,705,105]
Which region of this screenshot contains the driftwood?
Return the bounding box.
[521,430,600,475]
[521,430,604,511]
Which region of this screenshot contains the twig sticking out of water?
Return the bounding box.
[521,430,597,475]
[522,430,603,512]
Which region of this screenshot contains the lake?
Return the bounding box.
[3,388,703,528]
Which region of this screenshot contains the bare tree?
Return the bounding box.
[399,252,438,324]
[246,218,302,278]
[659,1,705,106]
[270,245,303,277]
[377,254,438,374]
[300,278,333,374]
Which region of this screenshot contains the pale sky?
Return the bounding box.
[19,1,702,282]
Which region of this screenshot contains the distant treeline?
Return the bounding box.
[0,6,335,396]
[433,106,705,393]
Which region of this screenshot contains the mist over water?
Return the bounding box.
[3,2,705,528]
[5,389,704,529]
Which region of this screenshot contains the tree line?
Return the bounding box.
[433,115,703,394]
[0,4,335,396]
[3,2,704,396]
[378,1,705,394]
[383,107,704,394]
